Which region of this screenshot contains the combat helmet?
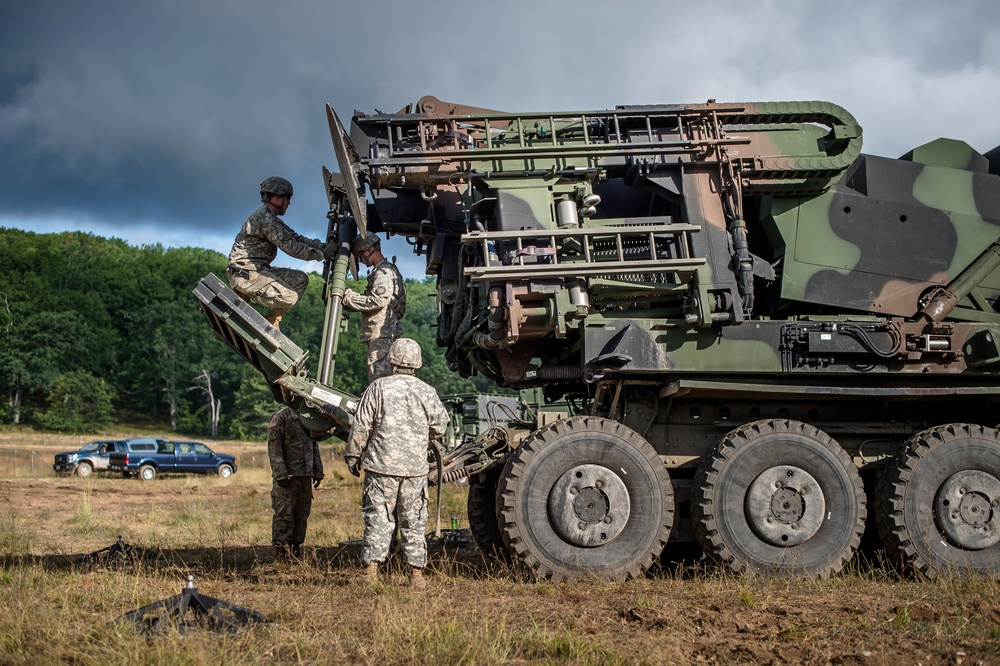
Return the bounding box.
[351,234,381,257]
[389,338,422,370]
[260,176,294,200]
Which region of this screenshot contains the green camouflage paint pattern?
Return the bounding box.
[336,97,1000,390]
[312,97,1000,579]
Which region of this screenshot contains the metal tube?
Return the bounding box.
[569,280,590,308]
[556,199,579,228]
[318,218,356,384]
[918,239,1000,321]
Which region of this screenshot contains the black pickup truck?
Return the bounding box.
[109,438,237,480]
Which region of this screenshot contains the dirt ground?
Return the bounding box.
[2,440,1000,664]
[2,475,244,550]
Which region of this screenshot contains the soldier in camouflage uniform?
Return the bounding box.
[228,176,334,329]
[342,235,406,382]
[344,338,448,587]
[268,406,324,560]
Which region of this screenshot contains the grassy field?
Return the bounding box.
[2,429,1000,664]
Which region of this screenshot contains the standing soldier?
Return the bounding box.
[343,338,448,588]
[342,235,406,382]
[228,176,334,329]
[268,406,324,560]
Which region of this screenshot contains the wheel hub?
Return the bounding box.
[549,464,630,547]
[745,465,825,547]
[934,469,1000,550]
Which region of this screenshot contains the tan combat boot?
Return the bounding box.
[409,566,427,590]
[362,562,378,584]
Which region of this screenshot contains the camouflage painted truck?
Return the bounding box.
[196,95,1000,581]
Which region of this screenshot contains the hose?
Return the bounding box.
[429,441,444,538]
[839,323,902,359]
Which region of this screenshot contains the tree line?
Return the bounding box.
[0,228,498,439]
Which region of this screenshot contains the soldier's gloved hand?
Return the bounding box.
[344,287,356,300]
[323,241,336,260]
[313,478,321,489]
[276,478,292,488]
[345,457,361,477]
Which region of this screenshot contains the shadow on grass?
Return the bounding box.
[0,536,515,580]
[0,536,900,583]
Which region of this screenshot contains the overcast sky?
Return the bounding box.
[2,0,999,280]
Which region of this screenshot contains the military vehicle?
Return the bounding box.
[197,95,1000,581]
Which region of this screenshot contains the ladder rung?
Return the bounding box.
[465,258,706,281]
[462,222,700,242]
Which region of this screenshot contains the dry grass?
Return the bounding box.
[2,429,1000,664]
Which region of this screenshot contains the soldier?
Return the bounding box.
[227,176,334,329]
[268,406,324,560]
[342,235,406,382]
[343,338,448,588]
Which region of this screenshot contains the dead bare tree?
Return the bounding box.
[0,293,19,425]
[188,369,221,438]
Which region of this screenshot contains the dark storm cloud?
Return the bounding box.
[1,0,998,279]
[1,2,351,227]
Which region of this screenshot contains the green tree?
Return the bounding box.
[35,370,113,432]
[0,227,510,436]
[226,366,277,440]
[0,310,105,425]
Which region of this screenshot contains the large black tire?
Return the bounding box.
[692,419,866,577]
[875,423,1000,577]
[497,416,673,581]
[76,461,93,478]
[218,464,234,479]
[467,466,508,559]
[139,464,156,481]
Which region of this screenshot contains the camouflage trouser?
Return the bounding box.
[229,266,310,313]
[271,477,313,546]
[365,337,394,382]
[360,472,429,568]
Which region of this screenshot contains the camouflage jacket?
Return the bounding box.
[344,372,448,477]
[268,407,324,480]
[343,259,406,342]
[228,204,324,271]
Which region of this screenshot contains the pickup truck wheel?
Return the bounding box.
[75,461,93,478]
[218,464,234,479]
[139,464,156,481]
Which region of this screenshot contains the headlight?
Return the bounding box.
[67,454,78,462]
